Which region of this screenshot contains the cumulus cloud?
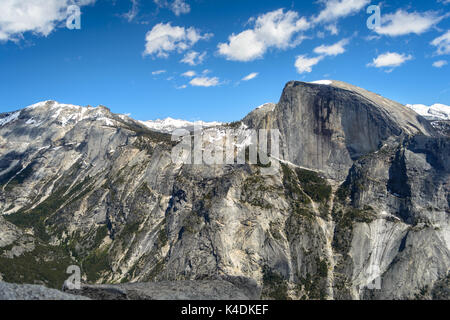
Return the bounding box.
[432,60,448,68]
[374,10,445,36]
[242,73,259,81]
[218,9,310,62]
[181,51,206,65]
[368,52,412,68]
[143,23,212,58]
[154,0,190,16]
[295,55,324,74]
[431,30,450,55]
[181,70,196,77]
[190,76,219,87]
[314,38,349,56]
[314,0,370,23]
[0,0,95,42]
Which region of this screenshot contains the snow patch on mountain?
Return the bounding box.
[406,103,450,121]
[310,80,332,85]
[25,101,51,110]
[255,103,276,112]
[140,118,222,133]
[0,111,21,127]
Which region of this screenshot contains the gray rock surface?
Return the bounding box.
[243,81,435,180]
[0,82,448,300]
[0,281,89,300]
[63,279,257,300]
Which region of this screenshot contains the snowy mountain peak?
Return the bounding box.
[2,101,223,133]
[406,103,450,121]
[25,100,87,111]
[0,101,117,128]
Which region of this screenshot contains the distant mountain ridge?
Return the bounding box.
[2,94,448,133]
[406,103,450,121]
[140,118,222,133]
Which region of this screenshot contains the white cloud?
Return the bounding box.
[218,30,264,62]
[242,72,259,81]
[325,24,339,35]
[314,38,349,56]
[154,0,190,16]
[143,23,212,58]
[218,9,310,61]
[181,51,206,65]
[123,0,139,22]
[152,70,166,75]
[171,0,190,16]
[314,0,370,23]
[181,70,196,77]
[433,60,448,68]
[176,84,187,89]
[365,34,381,41]
[295,55,324,74]
[297,39,349,75]
[368,52,412,68]
[431,30,450,55]
[190,76,219,87]
[0,0,95,42]
[374,10,445,36]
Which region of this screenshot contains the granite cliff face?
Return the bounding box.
[243,81,435,180]
[0,81,448,300]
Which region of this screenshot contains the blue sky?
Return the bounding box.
[0,0,449,122]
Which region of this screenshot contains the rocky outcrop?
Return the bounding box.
[331,134,449,299]
[0,282,89,300]
[430,120,450,136]
[0,82,448,300]
[63,277,259,300]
